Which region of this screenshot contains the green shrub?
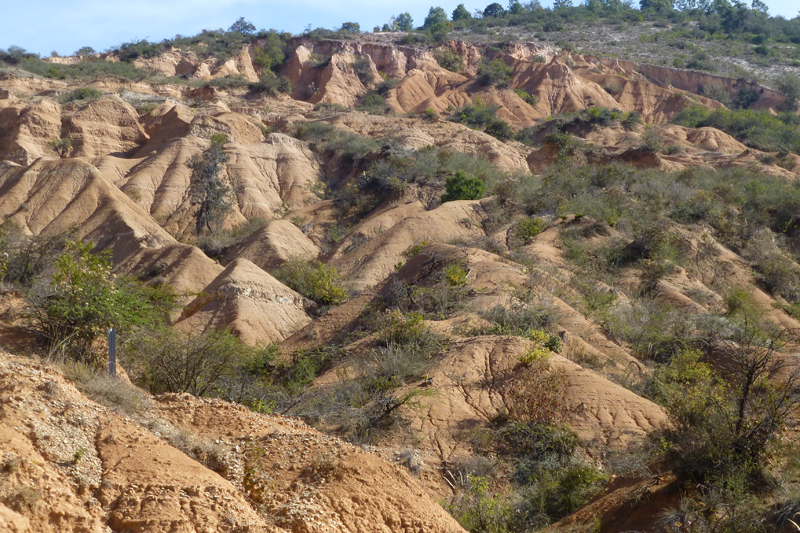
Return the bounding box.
[442,261,467,285]
[513,89,537,107]
[59,87,103,104]
[441,171,486,203]
[251,31,285,73]
[518,330,554,364]
[646,325,798,485]
[777,72,800,111]
[433,48,463,72]
[272,259,348,308]
[514,217,546,245]
[639,125,664,152]
[478,59,513,86]
[249,72,292,95]
[358,92,387,114]
[205,76,250,89]
[26,240,178,363]
[622,110,642,130]
[446,475,514,533]
[450,101,514,140]
[672,104,800,155]
[48,137,72,157]
[124,327,263,396]
[542,130,573,162]
[351,57,374,86]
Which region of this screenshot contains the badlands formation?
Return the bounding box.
[0,31,799,532]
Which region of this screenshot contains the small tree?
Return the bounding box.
[423,6,449,28]
[452,4,472,20]
[74,46,95,57]
[228,17,256,34]
[187,134,235,235]
[508,0,525,14]
[396,12,414,31]
[339,22,361,34]
[654,314,800,481]
[483,2,506,17]
[777,73,800,112]
[640,0,674,10]
[27,240,177,363]
[251,31,284,72]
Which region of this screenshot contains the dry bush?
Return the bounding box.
[505,359,567,425]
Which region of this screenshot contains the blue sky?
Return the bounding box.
[2,0,798,56]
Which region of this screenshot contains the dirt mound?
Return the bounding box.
[0,353,272,533]
[119,131,322,235]
[662,124,748,153]
[155,394,465,533]
[327,199,488,291]
[66,96,149,158]
[177,258,313,344]
[137,102,194,148]
[222,219,319,270]
[116,243,225,294]
[0,157,175,262]
[323,112,530,173]
[0,351,465,533]
[0,98,64,165]
[390,335,667,462]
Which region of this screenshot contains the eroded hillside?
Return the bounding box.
[2,31,800,532]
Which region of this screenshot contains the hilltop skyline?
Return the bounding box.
[1,0,798,57]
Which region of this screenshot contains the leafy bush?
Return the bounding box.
[518,330,557,364]
[124,327,269,397]
[26,240,177,363]
[542,130,573,162]
[478,59,513,86]
[441,171,486,202]
[251,31,285,73]
[249,72,292,95]
[446,475,514,533]
[777,73,800,111]
[433,48,463,72]
[358,92,387,114]
[639,125,664,152]
[450,101,514,140]
[59,87,103,104]
[272,258,348,308]
[622,110,643,130]
[514,217,546,245]
[672,104,800,155]
[351,57,374,86]
[513,89,537,107]
[650,327,800,485]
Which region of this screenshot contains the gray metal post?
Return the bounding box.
[108,328,117,379]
